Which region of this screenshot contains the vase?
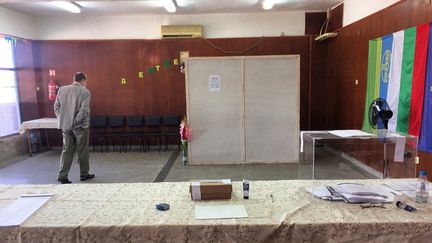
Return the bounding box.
[182,150,188,165]
[182,154,188,165]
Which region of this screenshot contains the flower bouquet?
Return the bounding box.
[179,117,192,165]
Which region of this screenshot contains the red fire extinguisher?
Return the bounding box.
[48,80,58,101]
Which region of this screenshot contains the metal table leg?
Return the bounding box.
[26,129,32,157]
[45,129,50,148]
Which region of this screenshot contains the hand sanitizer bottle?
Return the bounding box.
[243,179,249,199]
[416,170,429,203]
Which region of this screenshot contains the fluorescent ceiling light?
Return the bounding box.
[262,0,274,10]
[163,0,176,13]
[52,1,81,13]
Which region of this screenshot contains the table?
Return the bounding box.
[19,118,58,156]
[0,180,431,242]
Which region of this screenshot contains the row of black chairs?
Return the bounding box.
[90,115,181,152]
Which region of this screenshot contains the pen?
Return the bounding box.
[336,182,365,186]
[21,193,54,198]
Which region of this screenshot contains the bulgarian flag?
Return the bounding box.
[362,23,432,152]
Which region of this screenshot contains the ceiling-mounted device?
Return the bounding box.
[51,1,81,13]
[262,0,275,10]
[315,32,338,41]
[161,25,203,39]
[315,8,338,41]
[163,0,176,13]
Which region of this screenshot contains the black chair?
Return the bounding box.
[90,116,108,152]
[108,116,126,152]
[162,114,181,152]
[144,115,162,152]
[126,116,144,152]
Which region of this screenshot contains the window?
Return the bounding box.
[0,38,21,137]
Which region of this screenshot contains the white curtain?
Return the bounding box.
[0,102,20,136]
[0,39,21,137]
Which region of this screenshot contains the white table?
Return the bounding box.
[19,118,58,156]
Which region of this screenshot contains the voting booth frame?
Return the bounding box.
[300,130,418,179]
[185,55,300,165]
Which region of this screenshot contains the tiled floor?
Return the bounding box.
[0,146,378,184]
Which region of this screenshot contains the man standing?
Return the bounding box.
[54,72,95,184]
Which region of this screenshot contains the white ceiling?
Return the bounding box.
[0,0,343,17]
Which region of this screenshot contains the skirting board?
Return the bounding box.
[187,159,299,165]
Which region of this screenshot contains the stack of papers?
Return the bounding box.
[307,186,343,201]
[307,183,399,203]
[328,130,373,138]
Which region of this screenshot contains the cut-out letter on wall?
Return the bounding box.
[138,72,144,78]
[121,78,127,85]
[163,60,170,68]
[155,65,161,71]
[173,59,179,65]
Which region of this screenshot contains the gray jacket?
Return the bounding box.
[54,82,91,130]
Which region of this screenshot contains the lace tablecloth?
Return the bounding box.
[0,180,431,242]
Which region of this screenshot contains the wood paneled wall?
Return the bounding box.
[328,3,343,32]
[323,0,432,175]
[15,40,38,122]
[304,4,342,36]
[24,37,312,145]
[305,12,327,35]
[12,0,432,177]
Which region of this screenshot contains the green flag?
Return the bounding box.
[362,39,381,132]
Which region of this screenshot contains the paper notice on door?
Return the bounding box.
[209,75,221,92]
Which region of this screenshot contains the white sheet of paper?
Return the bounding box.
[208,75,221,92]
[0,194,52,227]
[385,181,417,191]
[195,205,248,220]
[300,131,325,153]
[328,130,372,138]
[306,186,332,197]
[388,133,406,162]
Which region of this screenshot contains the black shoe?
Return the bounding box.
[80,174,95,181]
[58,178,72,184]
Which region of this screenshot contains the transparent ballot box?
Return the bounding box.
[299,130,417,180]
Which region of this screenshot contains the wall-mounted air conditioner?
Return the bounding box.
[161,25,203,39]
